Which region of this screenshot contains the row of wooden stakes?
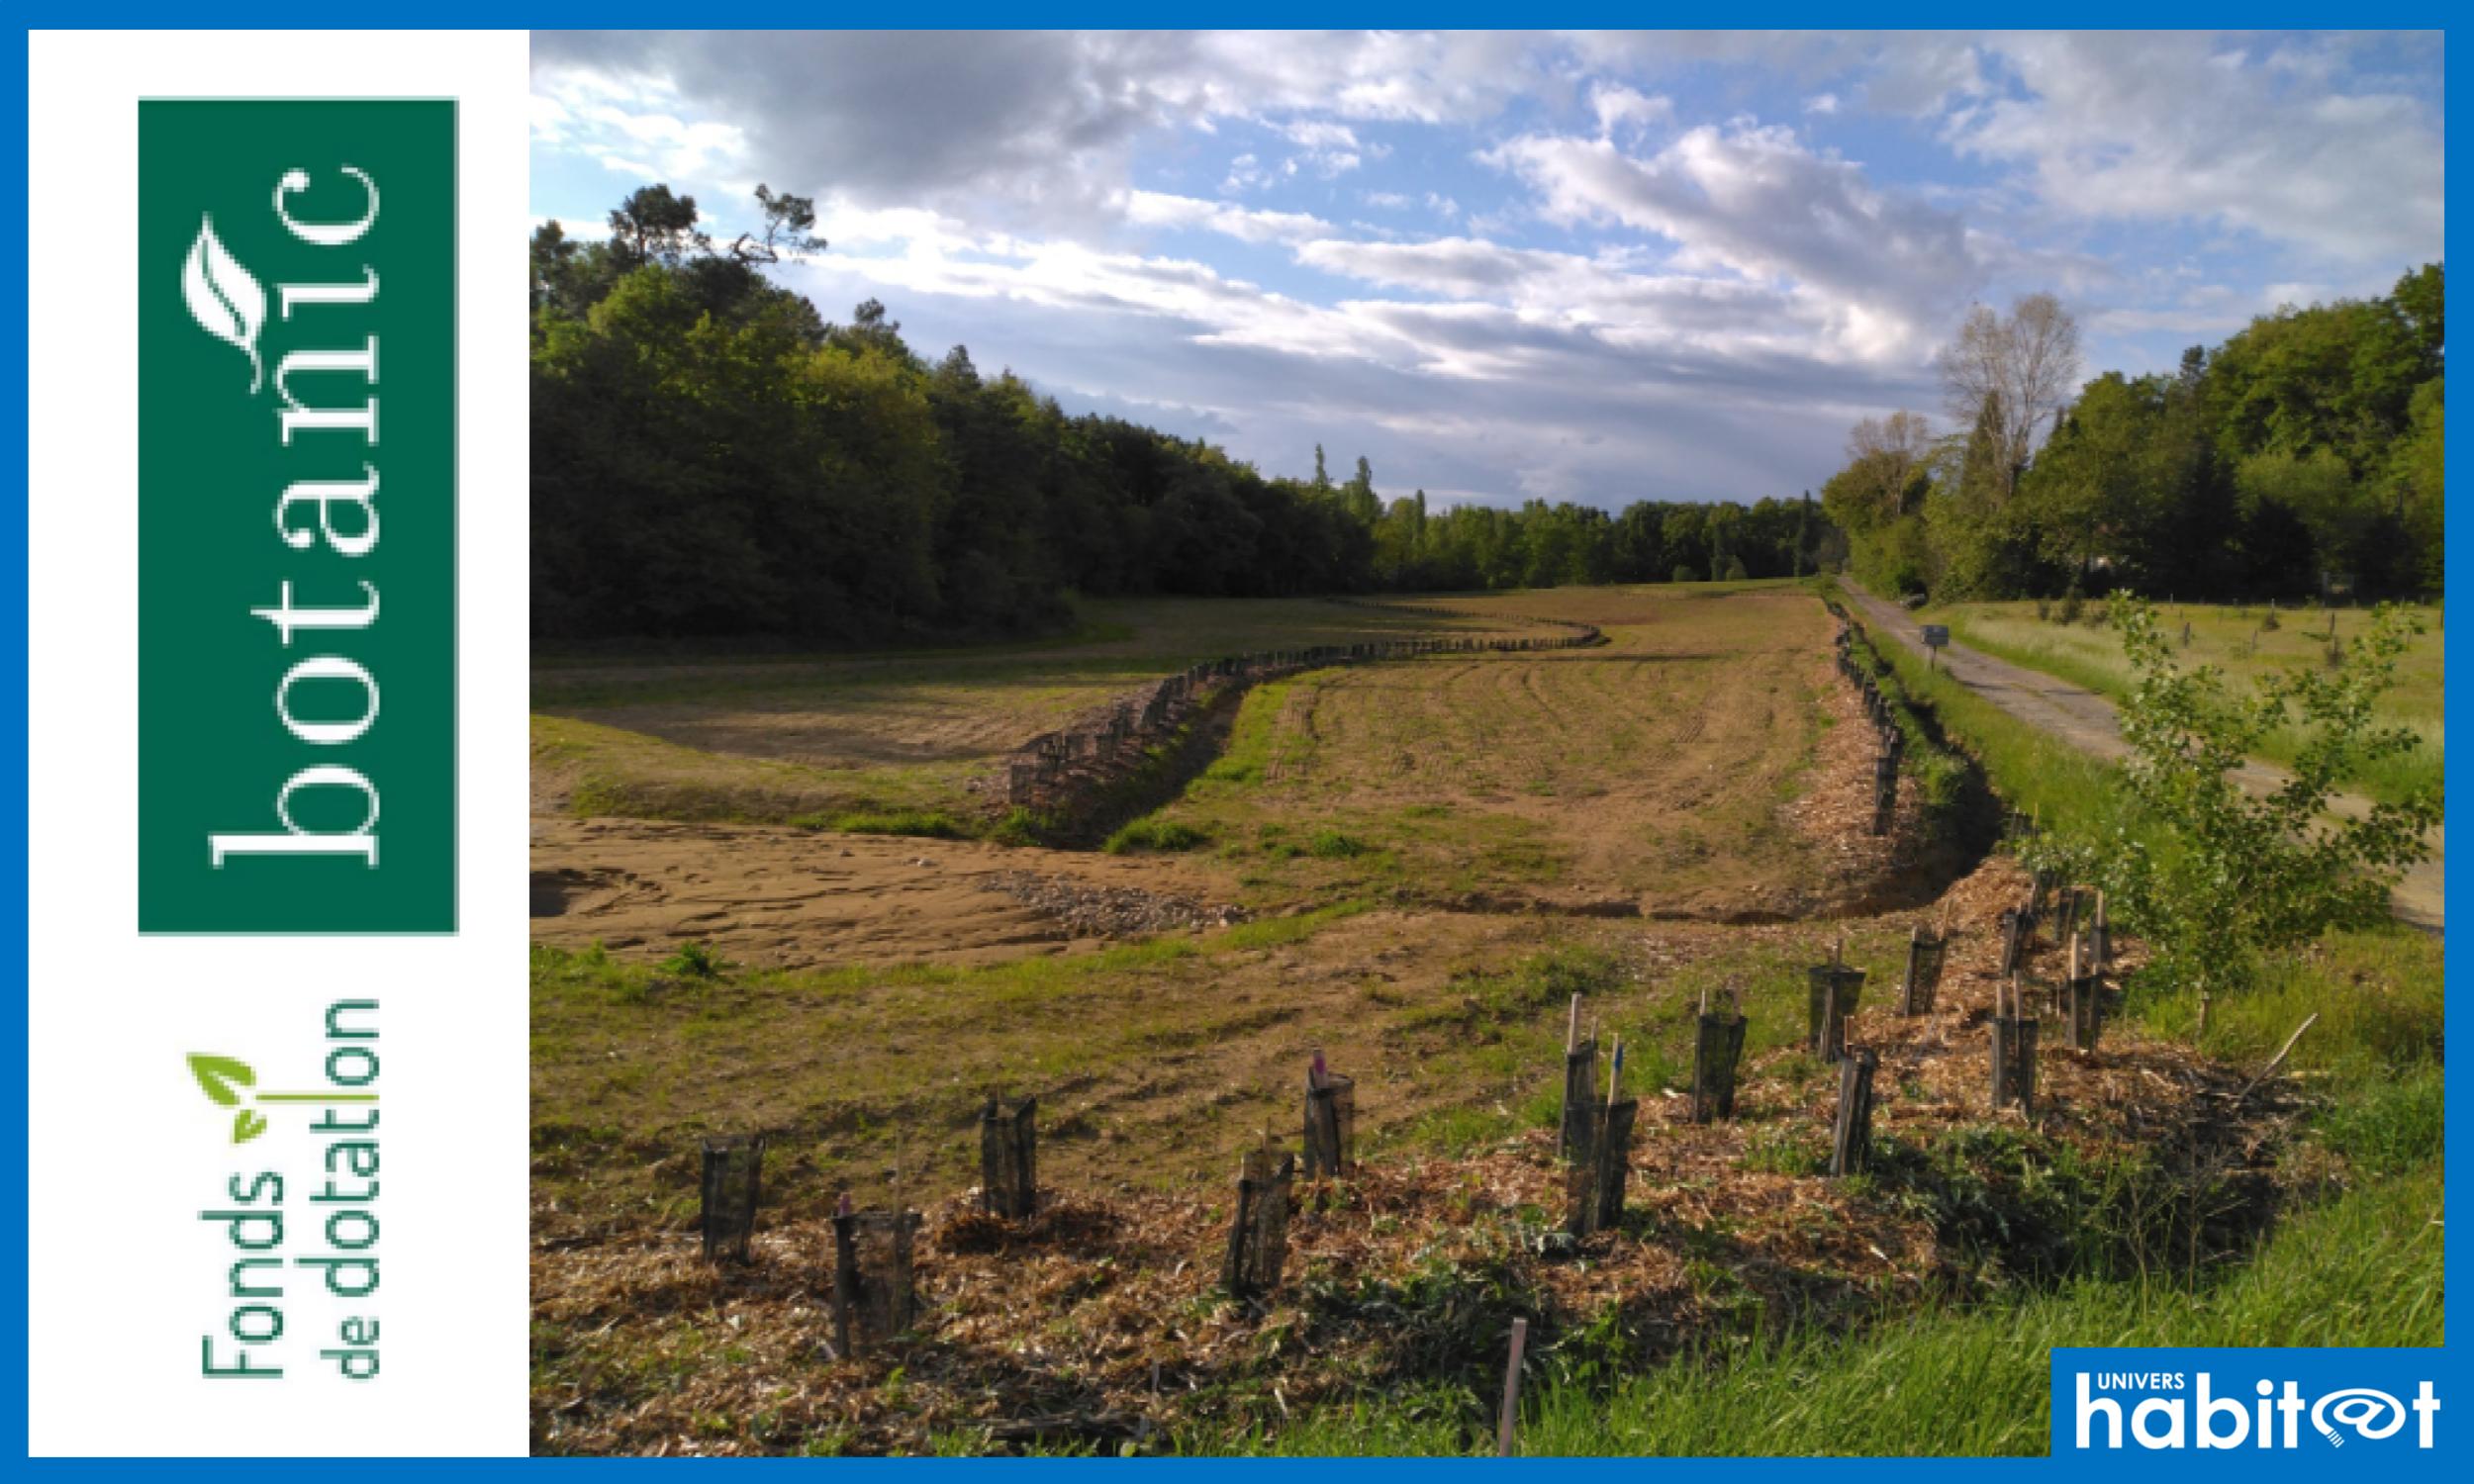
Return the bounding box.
[691,890,2109,1351]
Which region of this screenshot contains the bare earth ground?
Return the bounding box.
[1846,586,2443,931]
[530,819,1246,970]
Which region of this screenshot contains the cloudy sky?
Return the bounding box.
[529,30,2443,510]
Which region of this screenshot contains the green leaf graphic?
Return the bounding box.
[181,215,267,393]
[187,1053,255,1108]
[231,1109,269,1145]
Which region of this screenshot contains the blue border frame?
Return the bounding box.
[5,12,2463,1472]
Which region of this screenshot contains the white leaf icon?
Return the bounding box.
[182,215,266,392]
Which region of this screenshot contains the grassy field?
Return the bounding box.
[531,596,1566,829]
[1223,585,2446,1455]
[529,580,2442,1455]
[531,902,1951,1239]
[1242,1166,2443,1456]
[1924,597,2443,805]
[1109,587,1843,915]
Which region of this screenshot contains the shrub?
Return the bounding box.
[659,941,728,978]
[1103,818,1208,854]
[1308,829,1371,859]
[989,807,1048,846]
[2090,596,2439,1032]
[1671,564,1699,585]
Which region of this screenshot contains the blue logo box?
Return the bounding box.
[2053,1348,2444,1457]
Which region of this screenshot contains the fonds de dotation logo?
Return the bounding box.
[188,1002,385,1381]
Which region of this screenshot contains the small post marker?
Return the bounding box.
[979,1095,1038,1220]
[1828,1046,1880,1177]
[1558,1026,1599,1162]
[1497,1317,1530,1456]
[1302,1053,1355,1179]
[1808,942,1865,1063]
[699,1133,766,1264]
[1691,984,1747,1123]
[1990,974,2040,1115]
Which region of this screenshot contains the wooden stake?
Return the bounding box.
[1607,1036,1624,1103]
[1699,983,1711,1018]
[1566,994,1581,1053]
[1496,1317,1529,1456]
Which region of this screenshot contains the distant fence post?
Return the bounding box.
[979,1095,1038,1219]
[1690,1010,1748,1123]
[1828,1047,1879,1176]
[699,1133,765,1264]
[1497,1317,1530,1457]
[1997,905,2030,976]
[2063,937,2104,1054]
[1557,1036,1598,1161]
[1302,1070,1356,1179]
[1567,1097,1637,1237]
[1807,963,1865,1063]
[830,1208,921,1356]
[1220,1148,1297,1300]
[1900,926,1949,1015]
[1990,978,2039,1115]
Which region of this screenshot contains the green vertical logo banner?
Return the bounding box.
[139,101,456,932]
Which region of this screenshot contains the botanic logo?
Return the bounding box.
[140,101,455,933]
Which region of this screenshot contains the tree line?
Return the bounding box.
[530,185,1846,643]
[1823,268,2443,603]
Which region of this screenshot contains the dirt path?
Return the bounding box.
[1847,587,2442,932]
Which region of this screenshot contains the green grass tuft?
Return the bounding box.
[1102,818,1210,854]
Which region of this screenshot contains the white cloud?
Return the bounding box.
[529,29,2441,509]
[1589,83,1673,137]
[1123,190,1333,245]
[1485,119,1982,359]
[1941,32,2442,265]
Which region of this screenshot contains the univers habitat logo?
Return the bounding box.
[139,101,455,932]
[2053,1349,2441,1455]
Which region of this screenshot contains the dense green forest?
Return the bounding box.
[530,187,1844,643]
[1822,270,2444,603]
[531,184,2437,640]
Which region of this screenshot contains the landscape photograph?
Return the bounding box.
[524,31,2445,1455]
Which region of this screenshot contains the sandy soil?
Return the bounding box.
[530,819,1247,970]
